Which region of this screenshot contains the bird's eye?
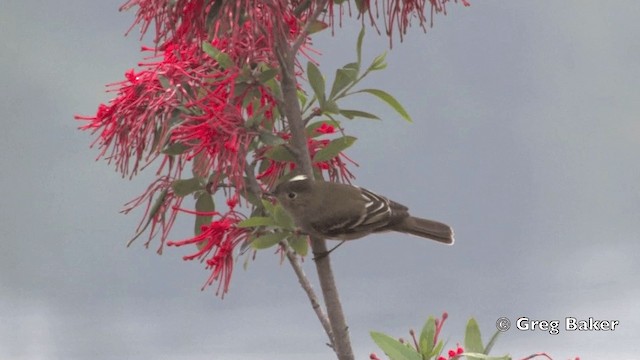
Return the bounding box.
[287,192,297,199]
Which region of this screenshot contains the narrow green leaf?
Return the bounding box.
[245,112,264,129]
[273,205,294,229]
[261,198,276,215]
[194,192,215,250]
[432,341,444,358]
[297,89,308,110]
[162,142,189,155]
[127,189,168,246]
[157,75,171,90]
[322,100,340,114]
[202,41,234,69]
[259,132,285,146]
[356,27,365,69]
[313,136,357,163]
[251,232,289,249]
[419,317,436,358]
[339,109,381,120]
[171,177,202,197]
[233,82,249,98]
[368,52,388,71]
[202,41,218,59]
[354,0,369,14]
[242,87,262,108]
[465,318,484,359]
[289,235,308,256]
[329,68,357,100]
[265,145,296,162]
[237,216,275,228]
[356,88,412,122]
[370,332,422,360]
[344,62,359,73]
[483,331,501,355]
[258,68,278,84]
[307,20,329,34]
[307,62,326,106]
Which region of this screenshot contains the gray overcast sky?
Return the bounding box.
[1,1,639,359]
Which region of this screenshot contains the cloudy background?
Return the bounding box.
[2,1,639,359]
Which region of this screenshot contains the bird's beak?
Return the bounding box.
[262,191,275,199]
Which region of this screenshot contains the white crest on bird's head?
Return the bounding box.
[289,174,309,182]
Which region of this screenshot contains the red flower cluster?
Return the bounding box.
[167,209,249,297]
[437,344,464,360]
[77,0,466,295]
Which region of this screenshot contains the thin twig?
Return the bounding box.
[280,240,335,348]
[245,161,335,348]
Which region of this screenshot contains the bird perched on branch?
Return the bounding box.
[270,175,454,244]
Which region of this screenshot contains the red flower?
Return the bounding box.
[316,122,335,134]
[167,211,249,297]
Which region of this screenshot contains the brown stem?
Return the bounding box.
[245,162,334,347]
[273,16,355,360]
[280,240,335,348]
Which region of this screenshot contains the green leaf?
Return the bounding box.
[355,88,412,122]
[202,41,234,69]
[368,52,388,71]
[483,330,501,355]
[127,189,168,246]
[297,89,308,110]
[259,132,285,146]
[258,68,278,84]
[419,317,436,358]
[370,332,422,360]
[465,318,484,359]
[339,109,381,120]
[251,231,289,249]
[329,67,357,100]
[432,340,444,358]
[194,192,215,250]
[273,205,294,229]
[322,100,340,114]
[261,198,276,215]
[307,20,329,34]
[354,0,369,14]
[265,145,296,162]
[289,235,308,256]
[356,27,365,69]
[237,216,275,228]
[307,62,326,106]
[157,75,170,90]
[171,177,202,197]
[313,136,356,163]
[162,142,189,155]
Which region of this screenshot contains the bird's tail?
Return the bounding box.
[395,217,455,245]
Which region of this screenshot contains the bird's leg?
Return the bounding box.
[312,240,346,261]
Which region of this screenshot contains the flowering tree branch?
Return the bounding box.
[77,0,468,359]
[273,16,355,359]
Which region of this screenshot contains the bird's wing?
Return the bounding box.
[308,187,395,238]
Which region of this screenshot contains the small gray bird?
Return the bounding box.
[271,175,454,244]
